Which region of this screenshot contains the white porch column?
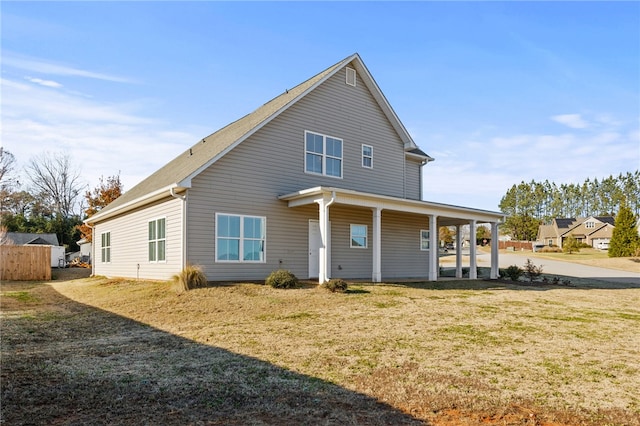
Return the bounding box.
[428,215,438,281]
[317,194,334,284]
[455,224,463,278]
[490,222,499,279]
[469,220,477,279]
[372,207,382,282]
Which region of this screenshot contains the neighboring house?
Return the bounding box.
[1,232,66,267]
[86,53,505,283]
[1,232,60,246]
[537,216,615,249]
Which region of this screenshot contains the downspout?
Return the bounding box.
[170,187,187,272]
[90,225,95,277]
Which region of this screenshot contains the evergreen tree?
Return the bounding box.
[609,203,640,257]
[563,235,580,254]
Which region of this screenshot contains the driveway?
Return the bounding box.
[476,251,640,285]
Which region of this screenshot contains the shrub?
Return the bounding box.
[266,269,298,289]
[502,265,523,281]
[171,264,208,294]
[323,278,348,293]
[523,258,543,283]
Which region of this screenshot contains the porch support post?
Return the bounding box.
[490,222,499,279]
[455,224,463,278]
[428,215,438,281]
[469,220,477,279]
[318,194,334,284]
[372,207,382,283]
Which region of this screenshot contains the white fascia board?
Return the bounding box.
[86,184,187,224]
[280,186,506,223]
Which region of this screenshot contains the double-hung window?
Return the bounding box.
[362,144,373,168]
[101,232,111,263]
[305,131,343,178]
[216,213,266,262]
[350,224,368,248]
[420,230,430,251]
[148,218,166,262]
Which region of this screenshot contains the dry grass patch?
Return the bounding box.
[2,275,639,425]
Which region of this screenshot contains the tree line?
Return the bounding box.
[499,171,640,241]
[0,149,121,252]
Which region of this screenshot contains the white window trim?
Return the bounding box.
[148,217,167,263]
[362,144,373,169]
[350,224,368,249]
[420,229,430,251]
[215,213,266,263]
[101,231,111,263]
[585,221,594,229]
[304,130,344,179]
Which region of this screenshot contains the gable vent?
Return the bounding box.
[346,67,356,87]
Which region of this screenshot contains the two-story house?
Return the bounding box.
[87,54,505,283]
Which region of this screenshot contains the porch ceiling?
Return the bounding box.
[279,186,506,225]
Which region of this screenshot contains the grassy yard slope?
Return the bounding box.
[2,273,639,425]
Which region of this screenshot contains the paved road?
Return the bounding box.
[475,251,640,285]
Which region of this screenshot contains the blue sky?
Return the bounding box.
[2,1,638,212]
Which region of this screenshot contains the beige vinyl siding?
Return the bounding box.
[405,158,422,200]
[93,196,183,280]
[184,65,428,281]
[381,211,430,279]
[328,206,373,279]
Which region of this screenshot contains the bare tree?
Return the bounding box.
[25,152,84,218]
[0,147,17,186]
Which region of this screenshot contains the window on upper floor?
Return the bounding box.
[305,131,343,178]
[350,224,367,248]
[148,218,166,262]
[362,144,373,169]
[585,221,595,228]
[216,213,266,263]
[101,232,111,263]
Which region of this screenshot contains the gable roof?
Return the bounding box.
[594,216,615,226]
[2,232,60,246]
[89,53,433,224]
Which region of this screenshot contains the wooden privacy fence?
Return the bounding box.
[0,245,51,281]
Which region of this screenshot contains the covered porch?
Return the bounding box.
[279,186,506,283]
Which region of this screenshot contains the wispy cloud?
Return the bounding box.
[4,52,133,83]
[25,76,63,88]
[421,116,639,210]
[1,77,203,193]
[551,113,589,129]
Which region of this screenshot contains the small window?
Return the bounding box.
[216,213,266,263]
[346,67,356,87]
[101,232,111,263]
[420,230,430,251]
[148,218,166,262]
[350,224,367,248]
[585,221,594,229]
[362,144,373,168]
[304,131,343,178]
